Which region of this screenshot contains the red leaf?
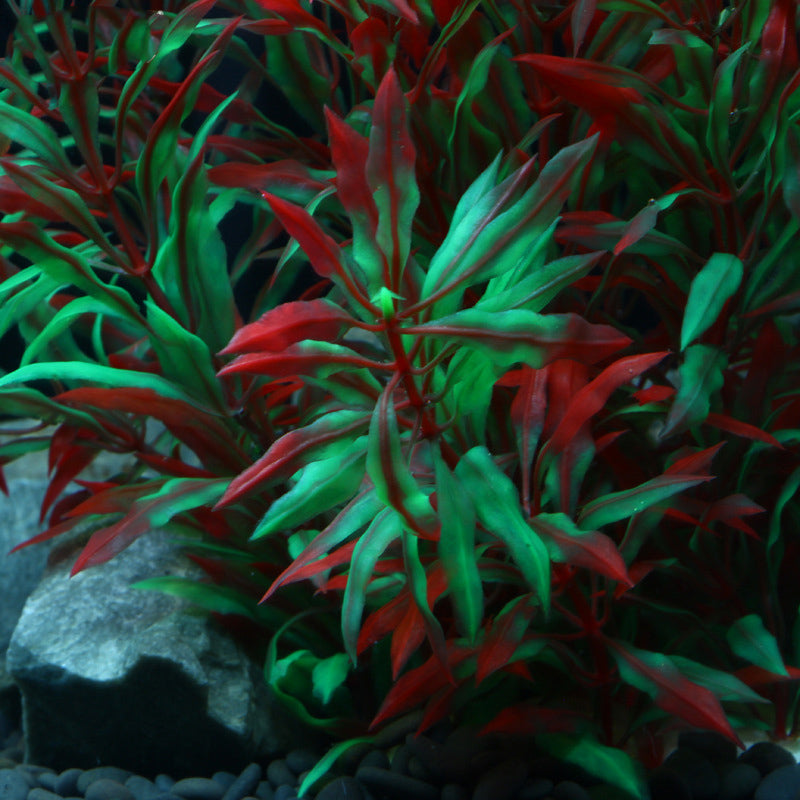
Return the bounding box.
[608,639,744,748]
[735,664,800,686]
[417,684,460,735]
[349,18,393,88]
[390,566,449,677]
[515,54,646,145]
[40,444,97,524]
[325,106,378,234]
[218,342,383,378]
[136,453,217,479]
[633,385,675,405]
[251,0,336,39]
[705,413,784,449]
[509,366,548,511]
[532,514,632,586]
[761,0,799,75]
[665,442,725,475]
[56,387,246,473]
[216,410,369,508]
[391,602,426,679]
[475,596,536,686]
[7,515,87,554]
[208,161,330,194]
[65,483,158,519]
[261,192,345,280]
[369,644,473,730]
[366,67,418,282]
[70,479,224,574]
[0,174,62,219]
[481,703,586,737]
[546,352,668,455]
[220,300,353,355]
[358,592,409,655]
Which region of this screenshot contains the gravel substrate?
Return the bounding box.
[3,707,800,800]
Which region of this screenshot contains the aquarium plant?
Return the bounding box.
[1,0,800,795]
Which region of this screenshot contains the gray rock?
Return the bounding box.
[6,528,313,777]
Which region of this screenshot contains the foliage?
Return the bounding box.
[2,0,800,795]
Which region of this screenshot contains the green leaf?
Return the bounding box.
[251,440,368,540]
[670,654,771,704]
[680,254,743,350]
[536,734,647,799]
[609,639,743,746]
[401,529,449,674]
[137,478,228,528]
[0,222,144,325]
[20,295,134,367]
[455,447,550,615]
[409,309,631,369]
[447,32,507,162]
[341,508,403,663]
[131,577,263,622]
[312,653,352,706]
[578,474,710,531]
[0,97,73,173]
[296,737,374,797]
[728,615,789,676]
[366,391,438,538]
[0,361,216,411]
[422,136,598,315]
[477,250,604,314]
[433,450,482,643]
[146,301,226,410]
[706,45,751,184]
[660,345,727,438]
[768,466,800,551]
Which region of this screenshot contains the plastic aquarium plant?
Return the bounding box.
[1,1,800,797]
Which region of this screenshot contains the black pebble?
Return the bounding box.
[441,782,468,800]
[404,734,443,781]
[355,765,439,800]
[719,762,762,800]
[517,777,555,800]
[0,767,35,800]
[156,774,177,791]
[472,757,528,800]
[647,766,692,800]
[125,774,160,800]
[741,741,798,775]
[754,763,800,799]
[28,790,63,800]
[84,777,137,800]
[266,760,296,789]
[272,785,297,800]
[171,776,226,800]
[551,780,593,800]
[213,772,237,789]
[254,780,275,800]
[358,749,391,772]
[678,730,739,764]
[315,775,365,800]
[663,747,719,800]
[285,750,318,775]
[221,763,262,800]
[56,768,83,796]
[389,743,412,775]
[77,766,133,794]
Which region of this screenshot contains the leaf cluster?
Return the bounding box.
[2,1,800,795]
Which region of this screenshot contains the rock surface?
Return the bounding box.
[6,524,310,778]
